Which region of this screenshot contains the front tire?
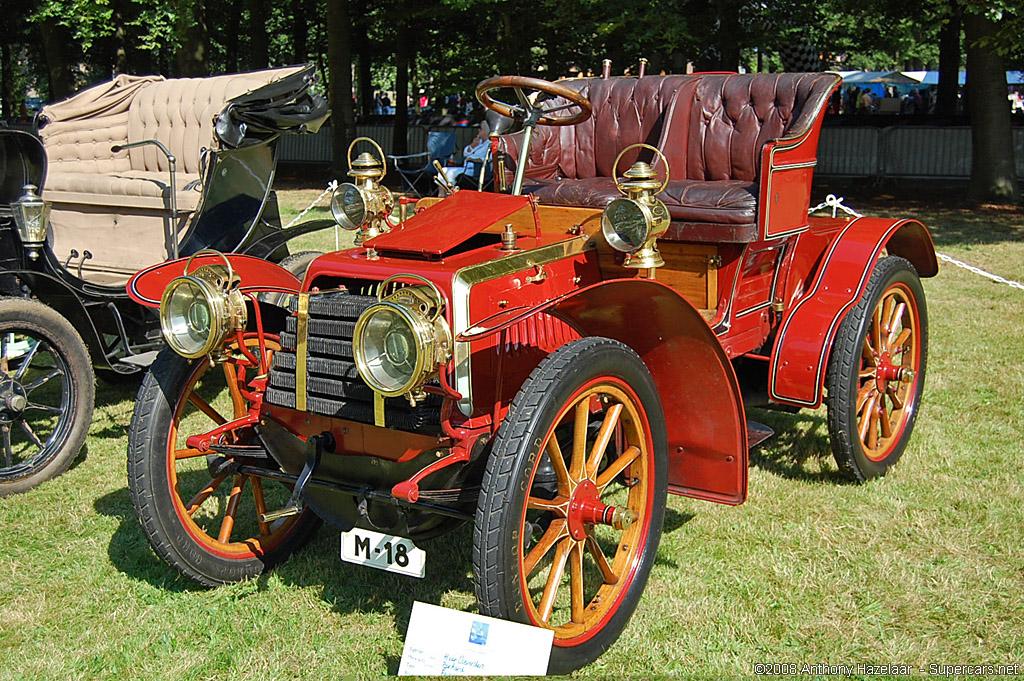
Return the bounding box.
[128,339,320,586]
[473,337,667,674]
[825,256,927,481]
[0,297,94,497]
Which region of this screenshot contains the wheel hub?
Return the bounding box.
[566,479,635,540]
[0,378,29,424]
[874,352,914,392]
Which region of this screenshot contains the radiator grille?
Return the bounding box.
[265,290,441,431]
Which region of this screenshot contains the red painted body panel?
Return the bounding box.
[366,191,531,256]
[127,253,301,308]
[548,279,748,505]
[769,217,937,407]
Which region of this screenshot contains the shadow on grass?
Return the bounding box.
[746,407,848,484]
[812,178,1024,249]
[93,486,196,593]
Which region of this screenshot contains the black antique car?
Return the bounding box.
[0,65,331,496]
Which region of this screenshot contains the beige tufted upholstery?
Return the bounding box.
[37,67,303,282]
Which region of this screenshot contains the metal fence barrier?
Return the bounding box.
[816,126,1024,179]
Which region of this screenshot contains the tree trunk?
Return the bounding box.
[247,0,269,69]
[175,0,210,76]
[292,0,308,63]
[936,6,960,118]
[394,19,410,157]
[1,41,13,119]
[326,0,356,179]
[964,12,1018,204]
[38,18,75,100]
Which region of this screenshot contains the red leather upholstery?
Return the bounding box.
[500,72,839,242]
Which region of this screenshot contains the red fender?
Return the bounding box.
[127,253,301,308]
[769,218,936,407]
[548,279,748,505]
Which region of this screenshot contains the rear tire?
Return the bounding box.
[825,256,927,481]
[473,337,667,674]
[0,298,94,497]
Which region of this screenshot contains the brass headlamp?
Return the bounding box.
[601,144,671,269]
[331,137,395,245]
[11,184,51,260]
[159,250,247,359]
[353,274,452,405]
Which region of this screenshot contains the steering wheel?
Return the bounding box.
[476,76,592,127]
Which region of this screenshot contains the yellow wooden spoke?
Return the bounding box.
[595,445,641,491]
[184,474,228,516]
[570,541,585,624]
[586,403,622,480]
[524,519,568,576]
[545,437,571,495]
[217,475,246,543]
[585,535,618,584]
[538,538,572,623]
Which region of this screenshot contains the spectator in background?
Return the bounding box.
[859,88,873,113]
[373,91,384,115]
[440,121,490,187]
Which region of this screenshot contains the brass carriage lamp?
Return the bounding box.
[601,145,670,270]
[11,185,51,260]
[331,138,395,246]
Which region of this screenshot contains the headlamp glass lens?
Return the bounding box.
[602,198,650,252]
[331,183,367,230]
[163,279,216,357]
[357,307,419,393]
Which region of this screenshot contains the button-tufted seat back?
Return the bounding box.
[502,72,839,241]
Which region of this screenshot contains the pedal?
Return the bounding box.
[258,432,331,523]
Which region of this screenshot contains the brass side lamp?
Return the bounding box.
[331,137,395,246]
[11,184,51,260]
[600,144,671,270]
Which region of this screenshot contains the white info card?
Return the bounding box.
[398,601,553,675]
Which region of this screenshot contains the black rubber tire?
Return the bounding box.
[0,297,94,497]
[473,337,667,674]
[128,346,320,586]
[825,256,928,481]
[259,251,321,308]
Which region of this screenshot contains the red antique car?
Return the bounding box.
[125,72,936,673]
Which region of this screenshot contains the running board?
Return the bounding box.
[117,350,160,368]
[746,421,775,449]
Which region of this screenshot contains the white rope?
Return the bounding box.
[808,193,864,218]
[810,194,1024,293]
[936,253,1024,291]
[284,180,338,228]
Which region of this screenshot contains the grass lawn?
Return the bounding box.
[1,182,1022,679]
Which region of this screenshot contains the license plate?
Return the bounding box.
[340,528,426,578]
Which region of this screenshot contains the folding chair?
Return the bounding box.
[387,129,456,197]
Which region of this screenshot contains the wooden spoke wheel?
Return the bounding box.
[474,337,667,674]
[128,338,320,586]
[826,256,927,481]
[0,298,93,497]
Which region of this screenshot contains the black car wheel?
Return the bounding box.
[0,297,94,497]
[473,337,667,674]
[128,339,320,586]
[825,256,928,481]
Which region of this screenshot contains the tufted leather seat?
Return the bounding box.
[500,72,840,242]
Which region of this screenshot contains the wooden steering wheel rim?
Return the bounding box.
[475,75,593,127]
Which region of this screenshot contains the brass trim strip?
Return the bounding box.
[451,235,594,415]
[295,292,310,411]
[374,391,386,428]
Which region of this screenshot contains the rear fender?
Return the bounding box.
[547,279,748,505]
[128,252,301,308]
[769,218,936,407]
